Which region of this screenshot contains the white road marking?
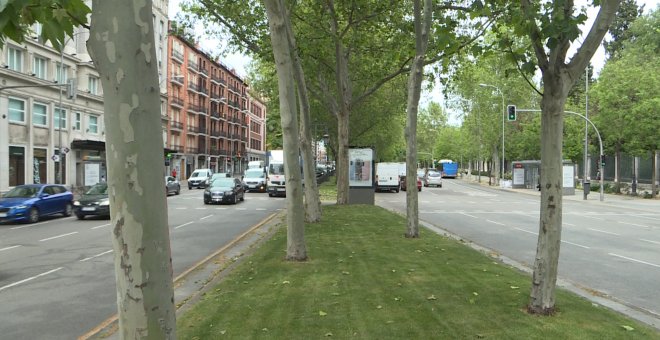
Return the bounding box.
[174,221,194,230]
[39,232,78,242]
[486,220,505,226]
[235,208,247,211]
[588,228,620,236]
[582,215,605,221]
[256,208,267,211]
[80,250,113,262]
[91,223,111,230]
[563,223,576,227]
[514,227,537,235]
[0,267,63,292]
[200,215,213,220]
[561,240,590,249]
[618,221,651,229]
[460,212,478,219]
[176,207,187,210]
[609,253,660,268]
[640,238,660,246]
[215,207,228,210]
[195,207,207,210]
[10,221,50,229]
[0,245,21,252]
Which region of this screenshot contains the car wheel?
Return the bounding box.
[268,193,273,197]
[28,207,39,223]
[188,185,193,190]
[76,214,85,220]
[63,203,73,217]
[175,185,180,195]
[240,193,245,202]
[233,194,238,204]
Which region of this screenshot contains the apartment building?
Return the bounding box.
[166,34,266,179]
[0,1,170,192]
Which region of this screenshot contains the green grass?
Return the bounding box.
[318,176,337,202]
[176,205,659,339]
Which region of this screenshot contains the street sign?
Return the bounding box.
[52,155,60,162]
[62,147,70,154]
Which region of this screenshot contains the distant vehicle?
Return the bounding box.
[188,169,213,189]
[439,160,458,178]
[210,172,232,184]
[165,176,181,195]
[0,184,73,223]
[204,177,245,204]
[247,160,265,169]
[266,150,286,197]
[74,182,110,220]
[243,168,267,192]
[400,175,422,192]
[425,170,443,187]
[376,162,405,193]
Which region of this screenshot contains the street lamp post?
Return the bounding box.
[479,83,505,185]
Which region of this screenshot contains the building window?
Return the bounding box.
[88,115,98,134]
[88,76,98,95]
[8,98,25,123]
[54,107,67,130]
[9,146,25,186]
[33,56,47,79]
[7,47,23,71]
[33,148,47,184]
[55,62,68,83]
[33,102,48,126]
[75,112,81,130]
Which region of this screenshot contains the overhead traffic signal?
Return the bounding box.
[507,105,516,121]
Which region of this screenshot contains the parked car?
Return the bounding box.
[203,177,245,204]
[400,175,422,192]
[73,182,110,220]
[425,170,443,187]
[0,184,73,223]
[165,176,181,195]
[188,169,213,189]
[242,168,267,192]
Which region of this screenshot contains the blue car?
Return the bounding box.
[0,184,74,223]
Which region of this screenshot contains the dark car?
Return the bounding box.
[204,177,245,204]
[165,176,181,196]
[0,184,73,223]
[73,183,110,220]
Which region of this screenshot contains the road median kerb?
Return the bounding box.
[80,210,285,340]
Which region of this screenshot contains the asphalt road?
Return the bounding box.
[0,189,285,340]
[377,178,660,325]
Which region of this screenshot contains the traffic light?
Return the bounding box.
[507,105,516,121]
[600,155,605,167]
[166,153,172,159]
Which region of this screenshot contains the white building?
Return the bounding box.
[0,1,170,192]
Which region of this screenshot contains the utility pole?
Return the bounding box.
[583,66,589,200]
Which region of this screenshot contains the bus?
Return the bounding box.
[439,159,458,178]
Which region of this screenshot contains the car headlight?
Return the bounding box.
[73,201,80,206]
[99,200,110,206]
[14,205,28,210]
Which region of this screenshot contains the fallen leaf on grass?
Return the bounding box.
[472,292,479,296]
[282,280,290,284]
[319,311,328,316]
[331,293,340,296]
[510,286,519,289]
[325,332,333,337]
[376,305,383,309]
[262,328,268,332]
[342,271,350,275]
[621,325,634,331]
[427,295,437,300]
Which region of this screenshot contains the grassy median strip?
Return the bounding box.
[177,204,659,339]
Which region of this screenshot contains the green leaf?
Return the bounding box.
[621,325,634,331]
[319,310,327,316]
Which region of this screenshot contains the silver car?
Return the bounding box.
[425,171,443,187]
[165,176,181,195]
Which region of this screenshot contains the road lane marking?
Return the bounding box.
[215,207,228,210]
[486,220,505,226]
[0,267,63,292]
[174,221,194,230]
[514,227,537,235]
[609,253,660,268]
[0,245,21,252]
[618,221,651,229]
[39,232,79,242]
[563,223,576,227]
[195,207,207,210]
[200,215,213,220]
[588,228,620,236]
[256,208,267,211]
[80,250,113,262]
[583,215,605,221]
[91,223,111,230]
[640,238,660,245]
[176,207,186,210]
[460,212,478,219]
[235,208,247,210]
[561,240,590,249]
[10,221,51,229]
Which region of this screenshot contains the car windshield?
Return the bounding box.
[191,171,203,177]
[3,186,39,198]
[210,178,234,188]
[269,164,285,175]
[85,183,108,195]
[244,170,266,178]
[428,172,441,177]
[417,170,425,176]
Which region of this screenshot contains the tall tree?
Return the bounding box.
[87,0,177,336]
[496,0,622,314]
[602,0,643,60]
[263,0,307,260]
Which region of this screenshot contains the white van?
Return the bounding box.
[376,162,405,193]
[243,168,267,192]
[187,168,213,189]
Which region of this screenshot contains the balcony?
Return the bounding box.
[219,149,230,156]
[171,75,184,85]
[210,110,221,119]
[169,144,183,152]
[171,49,184,62]
[210,148,219,155]
[228,84,239,94]
[198,67,208,77]
[186,146,199,154]
[187,60,199,72]
[228,100,239,109]
[211,75,222,84]
[170,97,184,107]
[187,126,199,134]
[187,81,200,93]
[170,121,183,130]
[199,86,209,97]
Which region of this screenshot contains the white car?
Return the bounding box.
[242,168,267,192]
[425,171,443,187]
[188,169,213,189]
